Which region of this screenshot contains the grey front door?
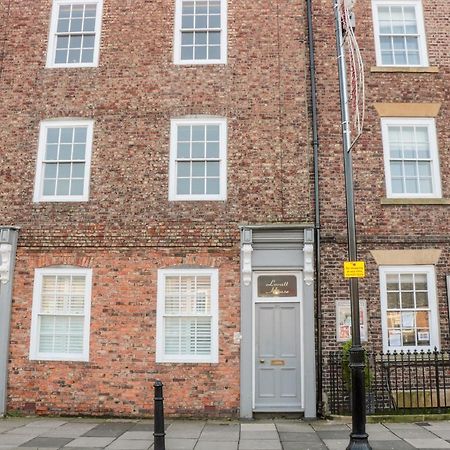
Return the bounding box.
[255,302,302,411]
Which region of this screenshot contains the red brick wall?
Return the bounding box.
[313,0,450,355]
[8,247,241,417]
[1,0,314,416]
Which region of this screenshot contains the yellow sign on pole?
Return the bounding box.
[344,261,365,278]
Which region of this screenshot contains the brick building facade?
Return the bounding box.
[0,0,449,418]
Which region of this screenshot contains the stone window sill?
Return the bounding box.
[381,198,450,205]
[370,66,439,73]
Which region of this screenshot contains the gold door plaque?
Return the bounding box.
[271,359,285,366]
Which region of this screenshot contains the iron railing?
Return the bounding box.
[327,348,450,415]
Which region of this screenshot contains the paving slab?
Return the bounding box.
[283,443,328,450]
[238,439,282,450]
[39,423,98,438]
[404,438,450,449]
[427,429,450,440]
[22,421,67,429]
[317,430,352,440]
[369,441,416,450]
[240,423,276,432]
[0,435,33,446]
[116,431,153,440]
[279,431,323,442]
[194,442,238,450]
[105,439,151,449]
[166,422,205,439]
[65,436,115,447]
[83,422,135,437]
[164,438,197,449]
[200,423,239,441]
[240,430,278,440]
[275,422,313,432]
[322,439,350,450]
[18,436,72,447]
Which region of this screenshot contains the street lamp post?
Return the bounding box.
[333,2,371,449]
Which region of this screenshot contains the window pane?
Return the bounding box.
[177,178,190,195]
[70,18,83,32]
[192,162,205,177]
[195,32,207,45]
[192,142,205,158]
[206,178,220,194]
[401,291,414,309]
[182,15,194,28]
[192,126,205,141]
[206,161,220,176]
[46,144,58,160]
[83,17,96,32]
[177,143,190,159]
[71,163,85,178]
[59,144,72,160]
[72,144,86,160]
[386,274,399,290]
[55,50,67,64]
[181,46,194,60]
[44,163,57,178]
[81,49,94,63]
[56,36,69,49]
[387,292,400,309]
[43,179,56,196]
[208,46,220,59]
[194,46,207,59]
[192,178,205,194]
[56,179,70,195]
[70,179,84,195]
[177,126,190,141]
[182,32,194,45]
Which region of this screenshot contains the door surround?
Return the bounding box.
[239,225,316,419]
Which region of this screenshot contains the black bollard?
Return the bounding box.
[153,380,165,450]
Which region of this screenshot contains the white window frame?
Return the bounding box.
[372,0,428,67]
[173,0,227,65]
[381,117,441,198]
[169,117,227,201]
[380,265,439,352]
[29,267,92,362]
[33,119,94,203]
[46,0,103,68]
[156,268,219,363]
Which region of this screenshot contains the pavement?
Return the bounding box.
[2,417,450,450]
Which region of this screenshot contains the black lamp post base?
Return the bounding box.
[346,433,372,450]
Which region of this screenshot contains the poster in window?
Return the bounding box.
[336,300,368,342]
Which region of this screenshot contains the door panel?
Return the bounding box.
[255,302,301,410]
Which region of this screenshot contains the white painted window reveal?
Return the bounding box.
[372,0,428,67]
[33,119,94,202]
[169,118,227,201]
[156,268,219,363]
[174,0,227,64]
[381,118,441,198]
[380,265,439,352]
[30,267,92,361]
[47,0,103,68]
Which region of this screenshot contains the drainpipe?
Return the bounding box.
[306,0,323,416]
[0,227,19,417]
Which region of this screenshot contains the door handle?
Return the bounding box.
[259,359,265,363]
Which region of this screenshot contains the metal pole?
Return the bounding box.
[333,2,371,449]
[153,380,166,450]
